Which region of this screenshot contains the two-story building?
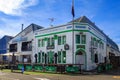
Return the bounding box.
[34,16,119,70]
[8,23,43,63]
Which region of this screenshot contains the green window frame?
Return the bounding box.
[62,51,66,63]
[76,45,85,49]
[58,51,61,63]
[51,37,54,46]
[62,36,66,44]
[58,36,61,45]
[48,51,54,64]
[41,39,45,47]
[47,38,50,46]
[38,39,41,47]
[42,52,44,63]
[81,35,86,44]
[76,35,80,44]
[38,52,41,63]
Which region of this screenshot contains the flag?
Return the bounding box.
[72,0,75,17]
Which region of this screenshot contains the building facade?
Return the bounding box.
[34,16,119,70]
[0,35,13,61]
[8,24,43,63]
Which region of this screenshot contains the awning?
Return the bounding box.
[1,52,20,56]
[20,53,32,55]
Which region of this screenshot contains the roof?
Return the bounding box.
[69,16,119,50]
[13,23,44,38]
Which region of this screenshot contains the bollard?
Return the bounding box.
[21,66,24,74]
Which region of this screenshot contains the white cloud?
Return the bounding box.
[0,0,38,15]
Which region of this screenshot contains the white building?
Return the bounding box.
[34,16,119,71]
[8,24,43,63]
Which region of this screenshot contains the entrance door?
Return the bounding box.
[75,51,85,70]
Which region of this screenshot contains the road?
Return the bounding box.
[0,71,120,80]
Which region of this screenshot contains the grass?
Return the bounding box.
[1,69,60,75]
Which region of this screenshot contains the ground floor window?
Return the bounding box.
[47,51,54,64]
[62,51,66,63]
[38,52,41,63]
[58,51,61,63]
[42,52,45,63]
[58,51,66,63]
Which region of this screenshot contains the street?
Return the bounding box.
[0,70,120,80]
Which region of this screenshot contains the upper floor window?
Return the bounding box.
[62,36,66,44]
[81,35,86,44]
[38,39,41,47]
[22,41,32,51]
[58,35,66,45]
[76,35,80,44]
[38,39,45,47]
[47,37,54,47]
[9,43,17,52]
[76,34,86,44]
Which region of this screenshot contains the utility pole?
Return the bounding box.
[72,0,75,64]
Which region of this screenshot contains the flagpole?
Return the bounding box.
[72,0,75,64]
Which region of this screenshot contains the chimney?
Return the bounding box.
[22,24,24,31]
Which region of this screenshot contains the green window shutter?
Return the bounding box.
[58,51,61,63]
[58,36,61,45]
[38,52,41,63]
[76,35,80,44]
[81,35,86,44]
[62,51,66,63]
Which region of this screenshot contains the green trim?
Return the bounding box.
[35,30,88,38]
[44,37,48,41]
[35,29,106,42]
[76,48,85,54]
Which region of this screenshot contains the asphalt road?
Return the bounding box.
[0,71,120,80]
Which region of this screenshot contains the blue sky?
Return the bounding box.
[0,0,120,47]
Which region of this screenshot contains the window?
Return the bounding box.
[76,45,85,49]
[38,52,41,63]
[41,39,45,47]
[38,39,41,47]
[47,38,50,46]
[47,37,54,47]
[62,36,66,44]
[58,36,61,45]
[51,37,54,46]
[58,51,61,63]
[58,51,66,63]
[91,37,94,46]
[48,51,54,64]
[62,51,66,63]
[76,35,80,44]
[94,54,98,63]
[91,52,94,62]
[102,43,104,49]
[81,35,86,44]
[22,41,32,51]
[9,43,17,52]
[42,52,44,63]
